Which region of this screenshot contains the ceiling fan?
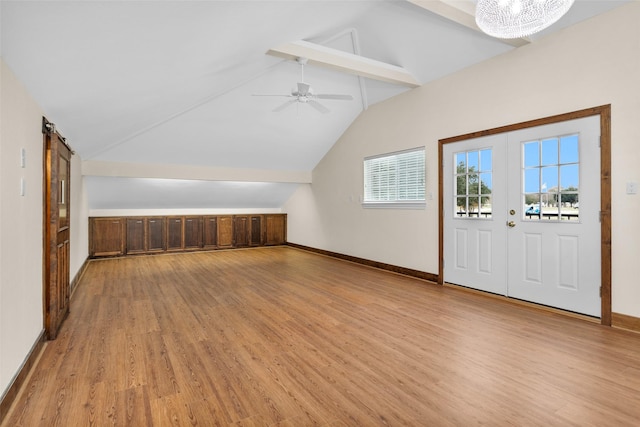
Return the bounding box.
[253,57,353,113]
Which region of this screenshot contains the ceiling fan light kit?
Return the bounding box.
[475,0,575,39]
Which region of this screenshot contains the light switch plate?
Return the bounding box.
[20,148,26,168]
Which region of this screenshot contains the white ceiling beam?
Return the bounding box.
[407,0,531,48]
[267,40,421,88]
[82,161,312,184]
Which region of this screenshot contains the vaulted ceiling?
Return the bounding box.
[1,0,629,210]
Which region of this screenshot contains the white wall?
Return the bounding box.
[285,3,640,318]
[0,60,45,397]
[70,164,89,282]
[0,60,89,399]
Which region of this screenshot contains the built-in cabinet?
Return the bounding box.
[166,217,184,251]
[184,216,203,249]
[126,218,145,254]
[234,215,250,248]
[264,214,286,245]
[217,216,234,249]
[89,214,286,258]
[147,218,165,253]
[90,217,125,257]
[203,216,218,249]
[126,217,167,254]
[250,215,263,246]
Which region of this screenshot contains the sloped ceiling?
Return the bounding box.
[0,0,629,210]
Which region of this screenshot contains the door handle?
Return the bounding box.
[507,221,516,228]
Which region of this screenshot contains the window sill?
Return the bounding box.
[361,201,426,210]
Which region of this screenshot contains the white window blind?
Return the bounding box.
[364,147,425,207]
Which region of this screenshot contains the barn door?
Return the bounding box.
[43,117,72,340]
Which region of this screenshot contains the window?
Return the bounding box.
[454,148,493,218]
[363,147,425,208]
[522,134,580,221]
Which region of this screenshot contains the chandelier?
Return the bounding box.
[475,0,575,39]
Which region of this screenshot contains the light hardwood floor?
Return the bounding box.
[3,247,640,426]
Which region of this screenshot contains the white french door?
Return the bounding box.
[443,134,508,295]
[443,116,601,317]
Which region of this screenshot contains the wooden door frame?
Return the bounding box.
[438,105,612,325]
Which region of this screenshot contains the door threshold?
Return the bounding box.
[443,282,601,324]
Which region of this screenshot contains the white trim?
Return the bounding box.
[364,146,424,161]
[362,201,426,210]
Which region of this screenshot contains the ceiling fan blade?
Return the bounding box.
[308,100,330,114]
[252,94,292,97]
[315,94,354,100]
[297,82,311,96]
[272,99,297,112]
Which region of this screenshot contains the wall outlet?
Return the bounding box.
[627,181,638,195]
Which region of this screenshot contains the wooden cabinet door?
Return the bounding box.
[184,217,203,249]
[91,218,125,257]
[146,217,165,252]
[217,216,234,248]
[249,215,263,246]
[126,218,146,254]
[265,214,286,245]
[234,215,250,247]
[203,216,218,248]
[166,217,184,251]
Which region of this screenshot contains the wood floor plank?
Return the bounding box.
[3,247,640,426]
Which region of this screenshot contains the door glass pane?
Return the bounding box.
[469,173,479,195]
[468,151,479,171]
[480,173,492,194]
[456,175,466,195]
[522,134,579,222]
[456,196,467,215]
[541,138,558,166]
[524,169,540,193]
[560,134,579,163]
[480,149,492,171]
[456,152,466,171]
[523,141,539,167]
[481,196,491,217]
[541,166,558,192]
[468,196,479,214]
[58,156,69,228]
[454,148,492,219]
[560,164,579,190]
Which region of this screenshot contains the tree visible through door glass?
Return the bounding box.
[454,148,492,219]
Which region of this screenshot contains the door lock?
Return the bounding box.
[509,209,516,215]
[507,221,516,228]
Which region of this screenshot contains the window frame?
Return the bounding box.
[362,146,426,210]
